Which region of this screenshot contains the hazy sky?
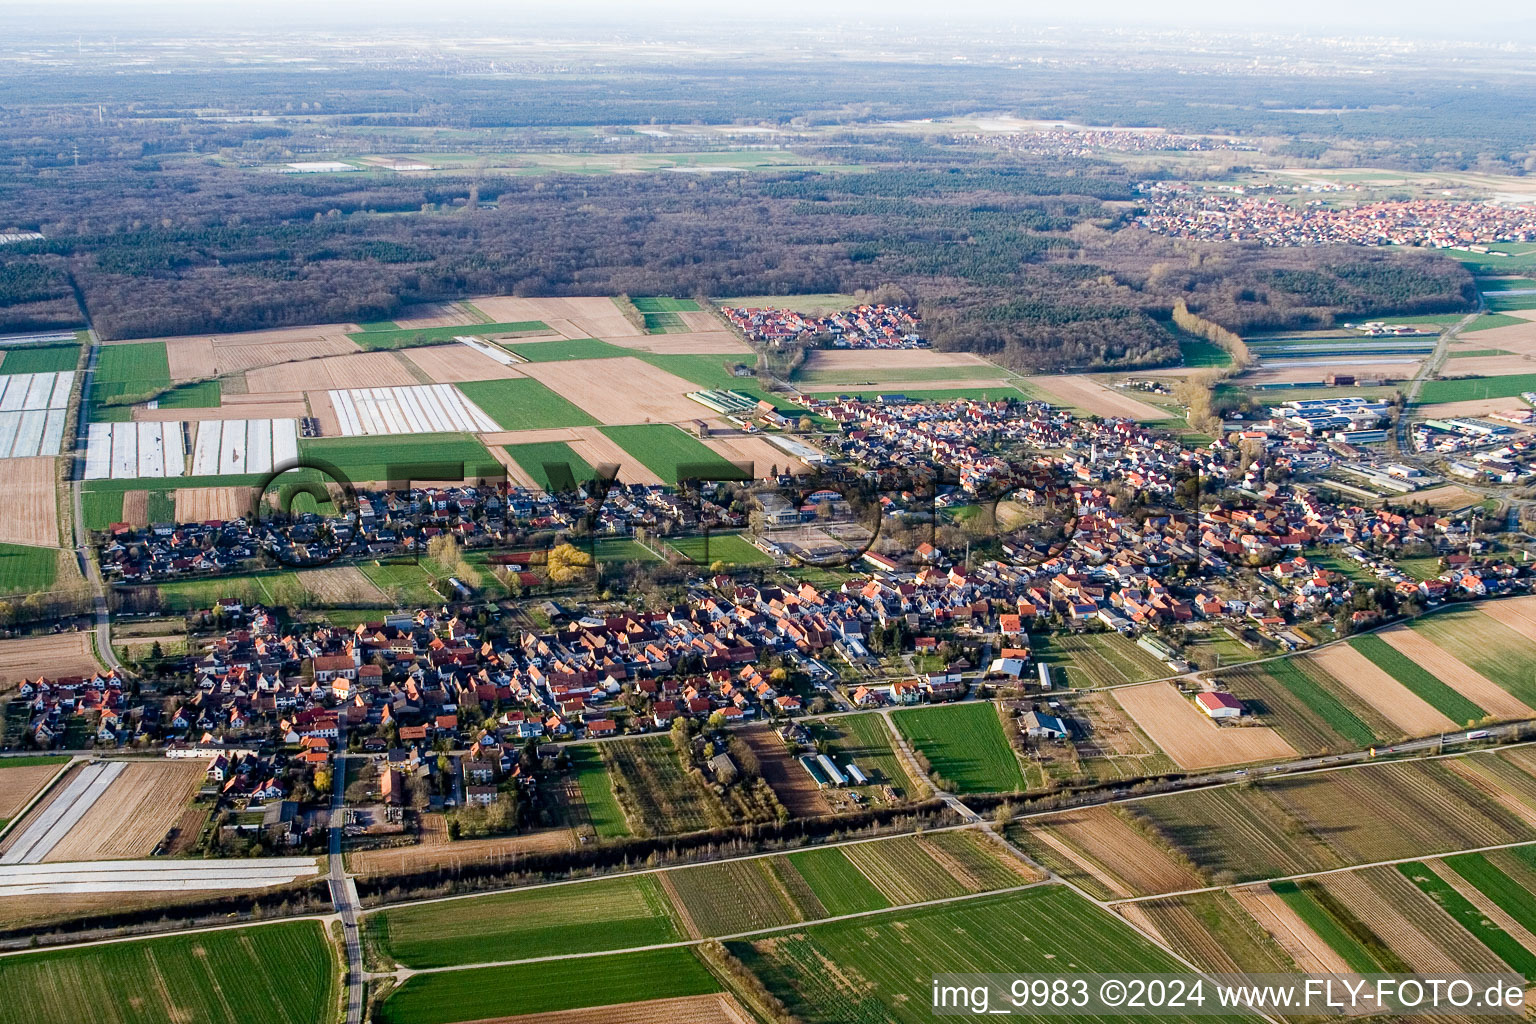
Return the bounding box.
[3,0,1530,41]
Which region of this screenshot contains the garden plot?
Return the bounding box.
[190,418,298,475]
[0,371,71,458]
[327,384,498,436]
[0,857,319,895]
[83,421,185,480]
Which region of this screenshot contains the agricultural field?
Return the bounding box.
[1059,690,1179,782]
[716,293,857,315]
[1177,337,1233,367]
[667,533,773,567]
[299,433,502,485]
[566,744,629,838]
[810,713,921,800]
[1441,850,1536,943]
[603,734,726,835]
[357,561,445,606]
[1045,632,1170,686]
[1217,657,1384,753]
[507,337,633,362]
[891,702,1025,793]
[501,440,595,490]
[0,543,58,595]
[1348,634,1486,726]
[0,756,68,826]
[348,320,549,349]
[1270,879,1391,973]
[0,920,336,1024]
[632,295,701,333]
[1124,757,1536,884]
[454,378,599,430]
[364,873,683,969]
[1411,605,1536,706]
[736,725,829,817]
[89,341,172,420]
[1112,681,1295,770]
[0,344,79,374]
[1123,890,1298,975]
[1416,372,1536,405]
[785,846,892,916]
[666,855,827,935]
[730,887,1204,1024]
[1008,805,1203,900]
[1398,861,1536,980]
[376,947,721,1024]
[599,424,739,485]
[41,760,206,861]
[0,633,100,687]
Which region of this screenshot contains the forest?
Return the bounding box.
[0,58,1487,370]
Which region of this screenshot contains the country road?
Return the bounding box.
[329,746,364,1024]
[67,332,122,677]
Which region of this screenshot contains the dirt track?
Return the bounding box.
[1112,681,1295,770]
[0,457,60,548]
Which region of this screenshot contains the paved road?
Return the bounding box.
[1393,308,1482,452]
[67,334,122,677]
[329,749,363,1024]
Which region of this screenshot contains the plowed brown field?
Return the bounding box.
[1310,644,1457,735]
[404,345,525,382]
[1113,682,1295,769]
[0,457,60,547]
[455,994,753,1024]
[0,633,99,687]
[43,760,206,861]
[519,358,704,424]
[1377,625,1532,719]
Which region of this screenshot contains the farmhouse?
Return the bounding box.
[1021,711,1070,739]
[1195,691,1244,720]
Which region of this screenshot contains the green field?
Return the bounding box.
[1478,277,1536,292]
[506,338,632,362]
[1348,634,1486,725]
[1270,880,1387,973]
[567,744,629,837]
[786,846,892,916]
[816,385,1031,403]
[299,434,500,484]
[598,424,739,485]
[348,321,548,349]
[632,296,702,333]
[632,297,701,313]
[156,379,221,410]
[81,486,126,530]
[502,441,596,491]
[717,293,857,315]
[795,363,1007,386]
[891,702,1024,793]
[365,874,679,969]
[1447,349,1513,359]
[0,543,58,594]
[1416,373,1536,405]
[813,713,920,798]
[0,754,69,768]
[591,537,663,563]
[667,533,773,567]
[1178,337,1234,368]
[1411,606,1536,706]
[1443,852,1536,937]
[0,920,336,1024]
[454,378,598,431]
[358,561,443,605]
[90,341,173,420]
[1237,657,1380,750]
[377,947,720,1024]
[0,344,79,374]
[1436,244,1536,275]
[1399,862,1536,980]
[1461,313,1531,333]
[731,887,1207,1024]
[149,572,302,613]
[1484,293,1536,313]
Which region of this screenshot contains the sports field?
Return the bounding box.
[891,702,1025,793]
[731,887,1201,1024]
[667,533,773,566]
[376,947,720,1024]
[0,920,336,1024]
[599,424,739,485]
[348,320,548,349]
[365,874,682,969]
[0,543,58,595]
[454,378,598,430]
